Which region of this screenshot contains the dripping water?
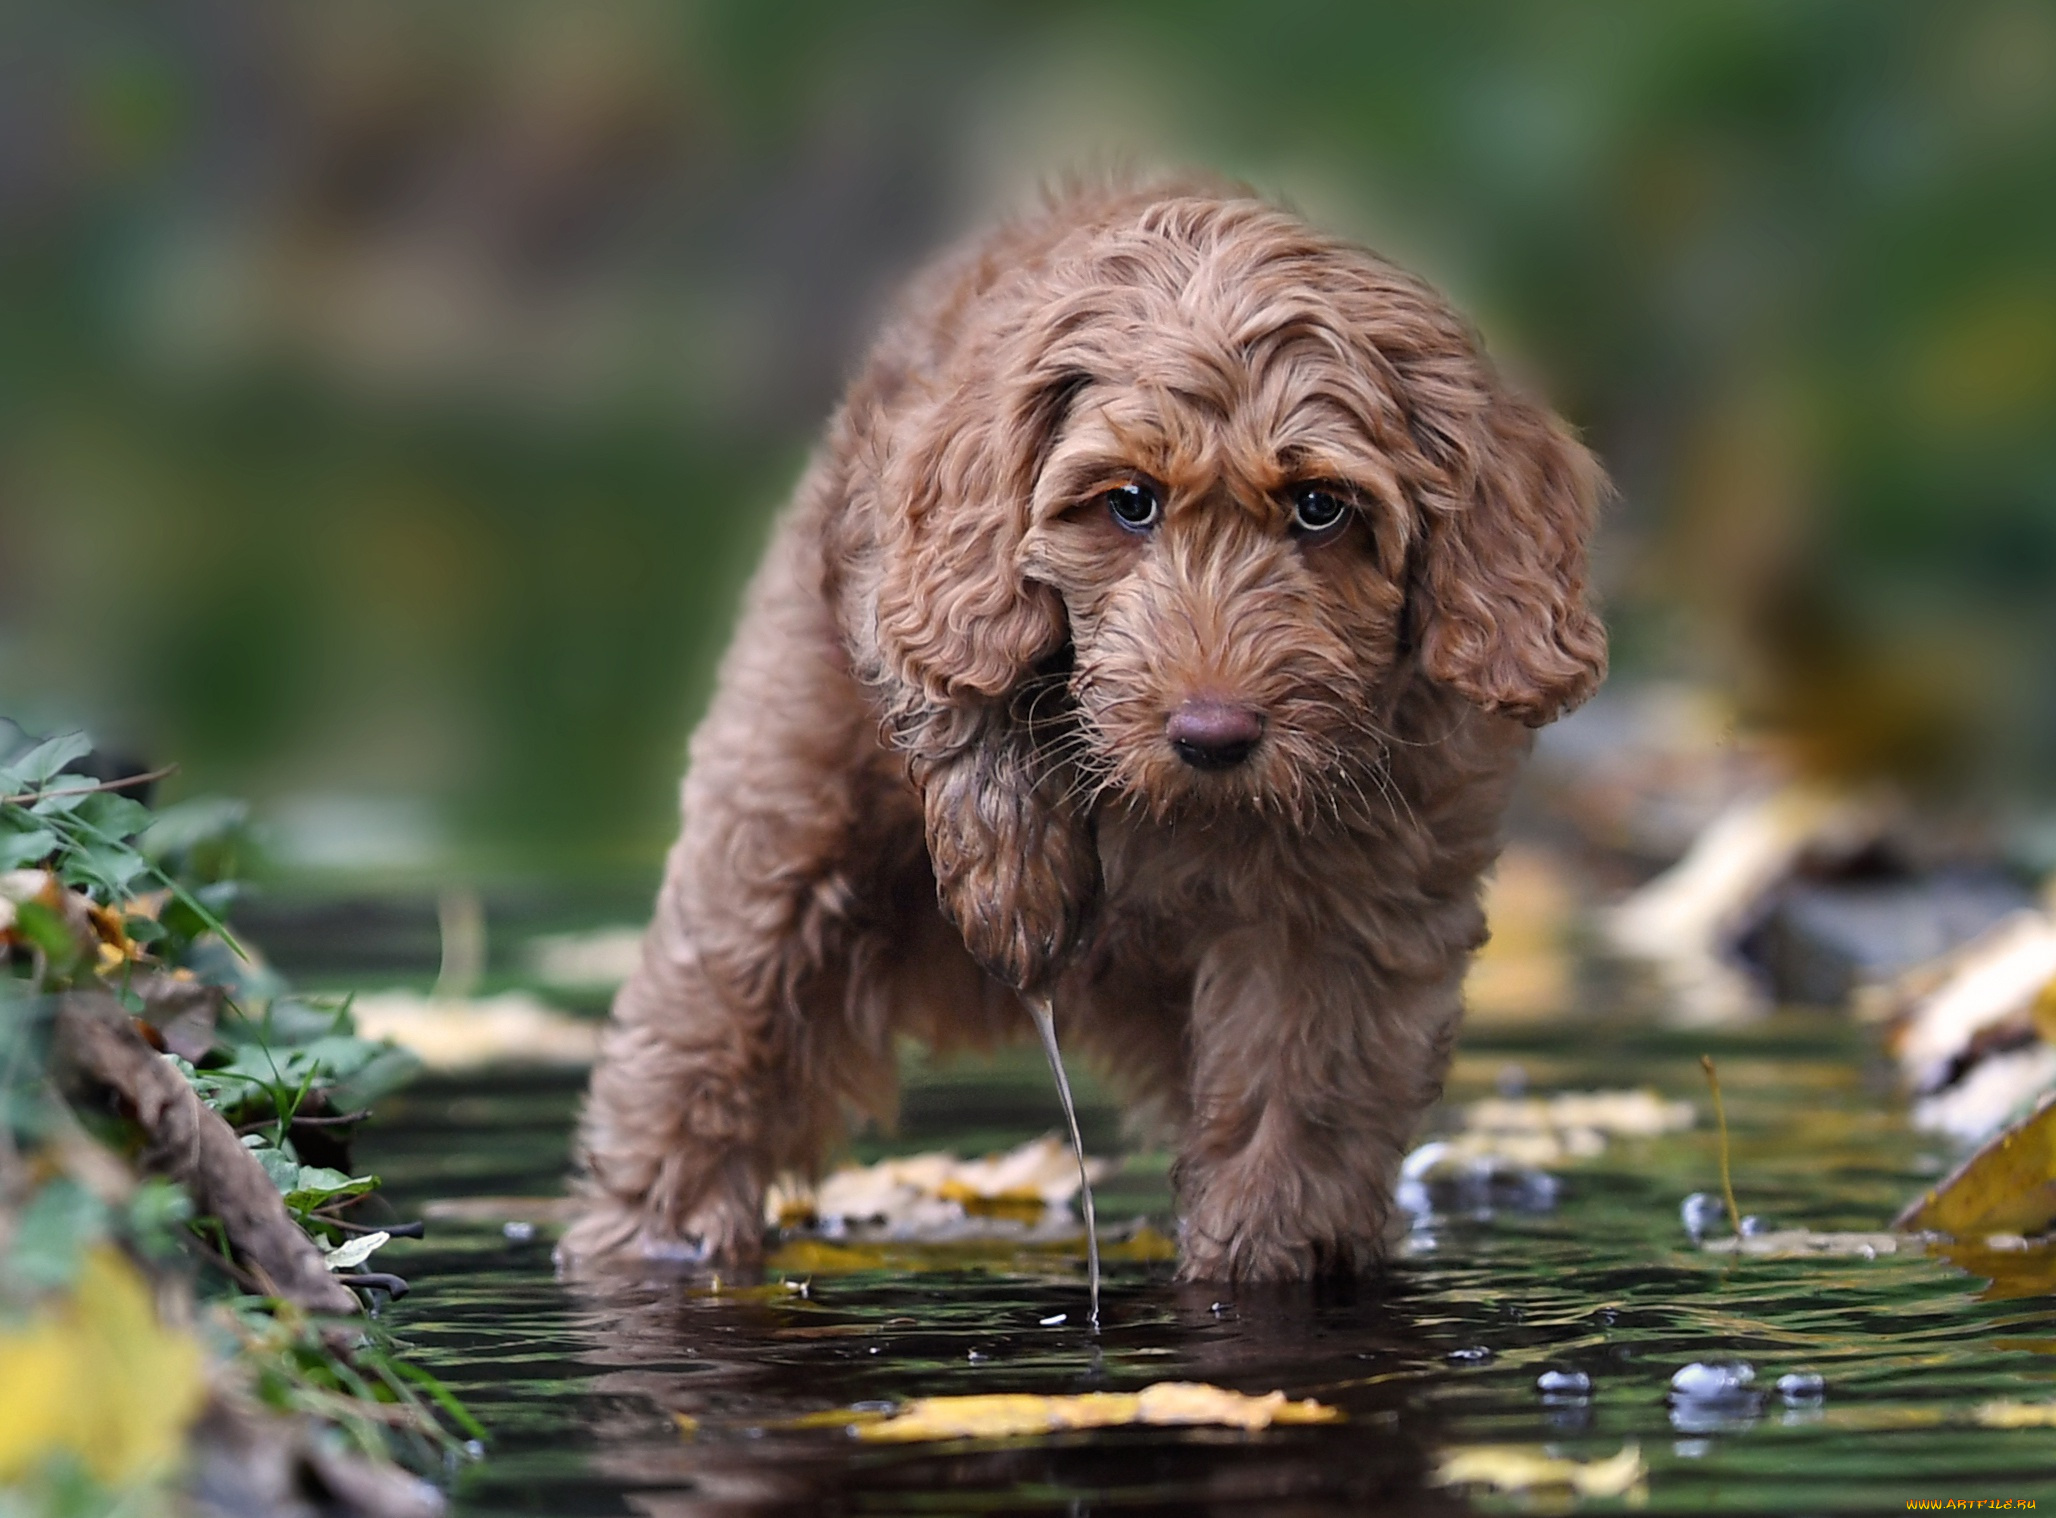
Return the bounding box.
[1025,993,1100,1331]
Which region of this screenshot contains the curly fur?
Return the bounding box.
[562,183,1606,1282]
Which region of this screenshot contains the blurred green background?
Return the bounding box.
[3,1,2052,882]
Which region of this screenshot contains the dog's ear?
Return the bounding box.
[870,356,1078,705]
[1412,390,1608,726]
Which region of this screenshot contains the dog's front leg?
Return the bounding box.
[912,714,1100,994]
[1172,931,1464,1282]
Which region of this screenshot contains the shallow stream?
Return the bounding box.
[356,996,2056,1514]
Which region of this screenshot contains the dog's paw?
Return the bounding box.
[1172,1198,1390,1283]
[555,1191,764,1275]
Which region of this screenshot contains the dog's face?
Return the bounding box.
[870,195,1607,827]
[1019,350,1422,824]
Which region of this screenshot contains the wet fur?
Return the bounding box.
[563,184,1606,1282]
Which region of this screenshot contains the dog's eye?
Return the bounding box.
[1102,483,1160,532]
[1288,486,1350,538]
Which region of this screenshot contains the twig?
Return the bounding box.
[322,1217,425,1239]
[1700,1054,1743,1240]
[51,991,358,1314]
[0,764,178,808]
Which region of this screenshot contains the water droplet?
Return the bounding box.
[1776,1371,1825,1402]
[1681,1192,1725,1241]
[502,1220,535,1242]
[1537,1369,1592,1397]
[1740,1214,1771,1236]
[1671,1360,1755,1399]
[1039,1313,1067,1326]
[1447,1345,1494,1365]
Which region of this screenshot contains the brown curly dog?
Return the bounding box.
[562,183,1606,1282]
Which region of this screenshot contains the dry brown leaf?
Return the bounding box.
[1702,1229,1906,1259]
[349,989,600,1069]
[765,1136,1109,1230]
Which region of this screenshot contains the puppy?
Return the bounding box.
[563,183,1605,1282]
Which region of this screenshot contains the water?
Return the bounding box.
[355,1005,2056,1514]
[1025,993,1100,1332]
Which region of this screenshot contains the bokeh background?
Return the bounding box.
[4,0,2053,886]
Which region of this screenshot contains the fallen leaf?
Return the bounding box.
[1406,1088,1694,1182]
[766,1135,1109,1230]
[1976,1400,2056,1428]
[1890,911,2056,1093]
[0,1245,208,1485]
[1896,1096,2056,1236]
[1604,782,1888,1023]
[1701,1229,1905,1259]
[1465,1089,1697,1139]
[1431,1442,1647,1500]
[527,925,646,990]
[349,989,600,1069]
[848,1382,1339,1442]
[322,1230,392,1272]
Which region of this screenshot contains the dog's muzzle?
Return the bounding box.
[1166,700,1263,770]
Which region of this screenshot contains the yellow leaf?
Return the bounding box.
[1896,1098,2056,1236]
[1432,1442,1646,1499]
[0,1246,209,1485]
[849,1382,1338,1443]
[1976,1400,2056,1428]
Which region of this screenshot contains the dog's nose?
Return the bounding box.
[1166,700,1263,770]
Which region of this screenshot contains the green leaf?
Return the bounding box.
[0,827,57,870]
[0,731,93,793]
[55,840,147,900]
[75,792,153,841]
[245,1136,301,1194]
[322,1041,422,1113]
[282,1166,378,1215]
